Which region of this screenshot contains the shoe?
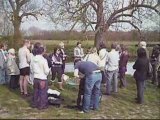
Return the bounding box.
[79,111,84,113]
[50,80,55,83]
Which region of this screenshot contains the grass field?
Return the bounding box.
[0,75,160,119]
[30,40,159,62]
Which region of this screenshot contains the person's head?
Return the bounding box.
[90,47,97,54]
[99,42,106,50]
[54,47,60,55]
[120,44,127,51]
[23,39,31,48]
[137,48,147,58]
[0,42,8,50]
[87,47,92,54]
[8,48,15,57]
[116,44,121,51]
[139,41,147,49]
[77,42,82,48]
[111,43,117,49]
[33,42,44,55]
[59,42,64,49]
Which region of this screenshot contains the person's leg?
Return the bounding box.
[101,71,106,84]
[38,80,48,109]
[138,81,145,104]
[113,69,119,93]
[106,71,113,95]
[9,75,14,89]
[51,67,56,81]
[57,67,64,90]
[62,61,65,74]
[83,74,94,113]
[0,68,6,84]
[152,64,156,84]
[23,75,29,95]
[92,73,102,110]
[77,78,84,108]
[32,79,39,108]
[19,75,24,94]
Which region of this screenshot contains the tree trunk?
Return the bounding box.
[94,0,107,50]
[12,14,22,47]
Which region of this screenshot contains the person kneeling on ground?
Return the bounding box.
[74,61,102,113]
[30,43,50,110]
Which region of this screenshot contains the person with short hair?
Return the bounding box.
[7,48,20,89]
[74,61,102,113]
[98,43,109,84]
[133,48,149,104]
[18,40,31,96]
[74,42,84,66]
[30,42,50,110]
[0,42,8,84]
[105,43,120,95]
[119,44,129,88]
[51,47,64,90]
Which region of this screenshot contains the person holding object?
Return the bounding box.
[51,47,64,90]
[74,42,84,66]
[18,40,31,96]
[7,48,20,89]
[74,61,102,113]
[30,43,50,110]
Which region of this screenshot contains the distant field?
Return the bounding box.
[31,40,159,46]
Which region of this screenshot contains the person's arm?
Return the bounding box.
[74,69,79,78]
[26,49,31,63]
[81,48,84,57]
[43,59,50,75]
[0,53,4,69]
[133,60,138,69]
[52,55,62,65]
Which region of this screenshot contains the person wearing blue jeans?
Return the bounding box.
[74,61,102,113]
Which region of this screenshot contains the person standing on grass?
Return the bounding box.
[7,48,20,89]
[0,43,8,85]
[98,43,109,85]
[133,48,149,104]
[18,40,31,96]
[74,61,102,113]
[105,43,120,95]
[51,47,64,90]
[30,43,50,110]
[119,44,129,88]
[150,45,160,85]
[59,42,67,74]
[74,42,84,66]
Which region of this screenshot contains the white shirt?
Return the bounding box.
[83,53,101,67]
[105,49,120,71]
[30,55,50,80]
[99,48,109,67]
[18,46,31,69]
[74,47,84,59]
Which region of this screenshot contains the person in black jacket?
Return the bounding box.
[133,48,149,104]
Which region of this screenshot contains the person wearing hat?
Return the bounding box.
[59,42,67,74]
[7,48,20,89]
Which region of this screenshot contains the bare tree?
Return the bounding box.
[45,0,160,48]
[2,0,43,45]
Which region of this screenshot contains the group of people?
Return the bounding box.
[0,39,160,112]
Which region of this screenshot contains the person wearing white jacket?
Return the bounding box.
[30,43,50,110]
[7,48,20,89]
[98,44,109,84]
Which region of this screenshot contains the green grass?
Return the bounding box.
[0,75,160,119]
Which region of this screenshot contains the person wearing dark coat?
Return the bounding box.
[133,48,149,104]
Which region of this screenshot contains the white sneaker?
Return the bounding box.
[79,111,84,114]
